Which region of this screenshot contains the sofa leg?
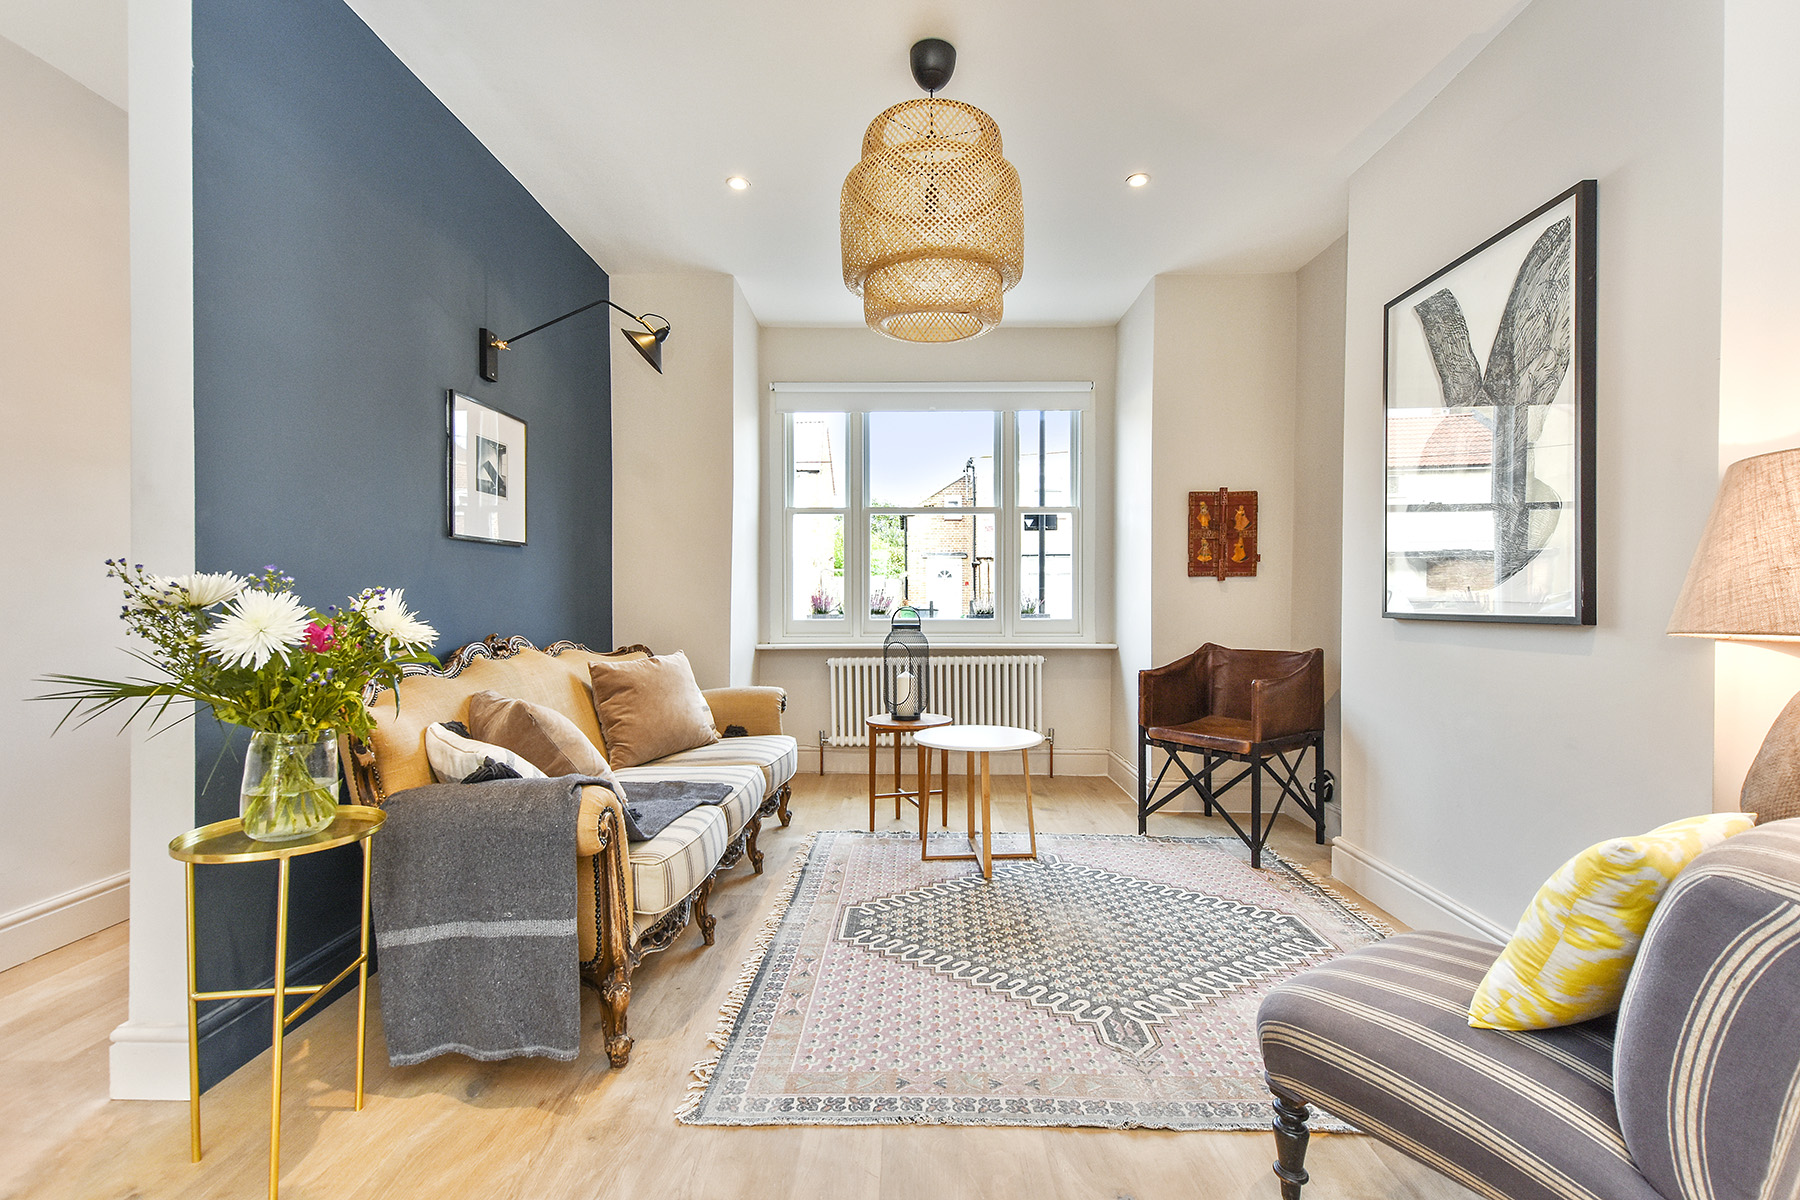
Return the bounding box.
[745,815,765,874]
[694,878,718,946]
[777,783,792,827]
[601,966,633,1068]
[1270,1086,1312,1200]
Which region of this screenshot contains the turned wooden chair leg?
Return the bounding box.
[1270,1083,1312,1200]
[777,783,792,827]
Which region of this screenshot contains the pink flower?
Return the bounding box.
[302,621,337,653]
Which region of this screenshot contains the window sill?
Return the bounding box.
[756,642,1118,651]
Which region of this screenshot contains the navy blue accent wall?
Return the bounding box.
[191,0,611,1087]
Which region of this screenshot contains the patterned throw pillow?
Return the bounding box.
[423,721,547,784]
[1468,812,1756,1030]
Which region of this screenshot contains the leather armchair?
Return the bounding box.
[1137,644,1328,865]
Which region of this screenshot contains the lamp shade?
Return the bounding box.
[841,98,1023,343]
[1668,447,1800,639]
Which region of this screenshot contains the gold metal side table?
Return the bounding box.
[169,805,384,1200]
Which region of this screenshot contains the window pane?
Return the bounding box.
[869,512,997,619]
[1018,512,1074,619]
[1016,410,1076,506]
[791,514,844,619]
[868,411,995,508]
[791,412,845,507]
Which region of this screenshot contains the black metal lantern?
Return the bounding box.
[882,606,930,720]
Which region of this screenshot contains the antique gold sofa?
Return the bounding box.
[342,635,796,1067]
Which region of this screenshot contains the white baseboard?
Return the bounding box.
[109,1021,191,1101]
[0,872,130,972]
[1107,749,1136,797]
[1331,838,1508,943]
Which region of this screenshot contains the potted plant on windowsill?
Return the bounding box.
[807,588,842,618]
[35,562,438,842]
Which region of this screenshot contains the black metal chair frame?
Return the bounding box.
[1137,727,1330,868]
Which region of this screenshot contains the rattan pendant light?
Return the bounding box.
[841,39,1023,343]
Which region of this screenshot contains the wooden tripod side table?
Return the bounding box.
[168,805,385,1200]
[914,724,1043,879]
[865,711,953,830]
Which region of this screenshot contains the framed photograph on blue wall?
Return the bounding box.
[447,390,527,545]
[1382,180,1597,625]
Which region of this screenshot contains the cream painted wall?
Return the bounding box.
[1110,275,1307,809]
[1110,284,1156,790]
[0,35,131,971]
[610,273,746,689]
[1710,0,1800,810]
[1149,276,1299,669]
[1295,237,1348,836]
[729,283,761,687]
[1336,0,1724,938]
[756,326,1119,774]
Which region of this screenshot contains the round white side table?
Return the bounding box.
[913,724,1044,879]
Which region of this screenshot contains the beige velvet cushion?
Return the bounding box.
[363,648,608,797]
[1743,691,1800,824]
[468,690,617,785]
[588,651,721,768]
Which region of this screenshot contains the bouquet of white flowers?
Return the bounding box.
[38,562,439,839]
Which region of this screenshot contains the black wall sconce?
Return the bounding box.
[480,299,671,381]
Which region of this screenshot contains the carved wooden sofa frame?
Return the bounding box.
[342,635,794,1068]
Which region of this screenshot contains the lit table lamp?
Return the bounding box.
[1668,447,1800,821]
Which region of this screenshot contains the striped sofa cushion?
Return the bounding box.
[613,761,763,839]
[1258,931,1663,1200]
[1614,819,1800,1200]
[626,803,729,919]
[652,734,798,800]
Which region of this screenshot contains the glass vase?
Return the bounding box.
[240,731,340,842]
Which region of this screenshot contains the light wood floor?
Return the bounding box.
[3,776,1479,1199]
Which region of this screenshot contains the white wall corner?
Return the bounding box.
[115,0,197,1103]
[1331,838,1509,943]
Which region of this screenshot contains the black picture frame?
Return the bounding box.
[446,390,527,546]
[1381,180,1597,625]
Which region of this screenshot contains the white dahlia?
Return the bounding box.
[202,590,310,670]
[360,588,438,649]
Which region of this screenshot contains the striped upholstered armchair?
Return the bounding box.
[1257,818,1800,1200]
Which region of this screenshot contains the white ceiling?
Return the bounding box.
[0,0,125,108]
[0,0,1529,327]
[347,0,1525,327]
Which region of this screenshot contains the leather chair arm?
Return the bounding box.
[1250,653,1324,742]
[703,686,788,736]
[1139,648,1206,729]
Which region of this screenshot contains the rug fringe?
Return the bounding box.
[1280,855,1394,936]
[673,830,820,1123]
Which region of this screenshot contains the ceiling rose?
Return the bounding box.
[840,39,1024,343]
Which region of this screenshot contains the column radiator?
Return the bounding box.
[822,655,1051,773]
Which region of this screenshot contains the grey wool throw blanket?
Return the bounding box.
[373,776,589,1066]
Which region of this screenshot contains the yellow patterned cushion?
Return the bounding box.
[1468,812,1756,1030]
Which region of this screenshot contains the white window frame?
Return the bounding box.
[768,381,1096,645]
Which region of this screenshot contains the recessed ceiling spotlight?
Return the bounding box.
[1125,172,1151,188]
[726,176,751,191]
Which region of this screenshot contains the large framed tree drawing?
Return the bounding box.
[1383,180,1596,624]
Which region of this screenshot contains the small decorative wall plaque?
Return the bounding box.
[1189,489,1259,579]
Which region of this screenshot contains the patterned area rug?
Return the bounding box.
[676,830,1386,1130]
